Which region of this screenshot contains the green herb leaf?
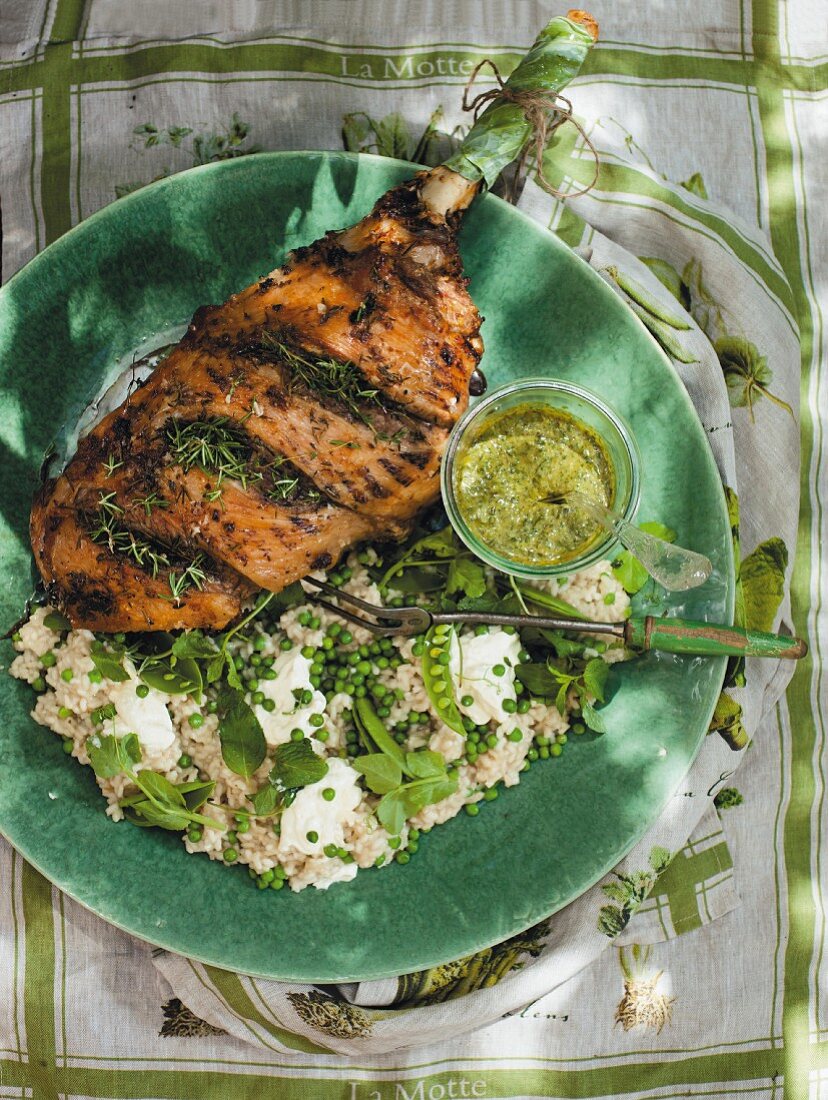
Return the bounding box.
[90,642,130,682]
[206,652,227,684]
[134,769,187,809]
[354,753,403,795]
[44,610,71,632]
[404,750,447,780]
[581,700,607,734]
[216,686,267,778]
[515,662,558,696]
[250,784,281,816]
[446,556,487,600]
[400,774,458,818]
[582,658,609,703]
[270,739,329,789]
[376,789,408,835]
[177,779,215,812]
[87,732,142,779]
[171,631,218,660]
[139,656,202,698]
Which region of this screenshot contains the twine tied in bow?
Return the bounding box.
[461,58,600,201]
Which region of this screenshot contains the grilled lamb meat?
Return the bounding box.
[31,172,484,632]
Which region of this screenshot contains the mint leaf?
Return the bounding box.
[515,662,558,696]
[216,686,267,778]
[401,774,458,817]
[171,631,218,660]
[354,753,403,795]
[139,656,202,697]
[90,642,129,682]
[44,610,71,632]
[583,658,609,703]
[177,779,215,812]
[581,700,607,734]
[206,651,227,684]
[87,732,142,779]
[404,750,447,780]
[271,739,329,789]
[250,784,281,816]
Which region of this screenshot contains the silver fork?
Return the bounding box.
[300,577,807,659]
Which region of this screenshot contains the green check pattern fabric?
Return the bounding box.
[0,0,823,1094]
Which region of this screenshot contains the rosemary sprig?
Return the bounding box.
[132,491,170,516]
[102,455,124,478]
[260,333,381,425]
[168,555,207,602]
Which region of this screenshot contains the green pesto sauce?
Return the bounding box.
[454,403,615,566]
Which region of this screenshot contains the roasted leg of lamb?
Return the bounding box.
[30,12,596,633]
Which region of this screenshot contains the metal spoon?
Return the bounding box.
[540,489,713,592]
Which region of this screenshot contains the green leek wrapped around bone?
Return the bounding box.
[421,10,598,217]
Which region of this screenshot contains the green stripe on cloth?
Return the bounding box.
[21,862,57,1099]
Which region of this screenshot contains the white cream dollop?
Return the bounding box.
[449,629,522,726]
[254,648,327,748]
[109,662,175,752]
[279,758,362,859]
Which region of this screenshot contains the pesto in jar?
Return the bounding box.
[453,403,614,566]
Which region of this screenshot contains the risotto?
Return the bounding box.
[9,547,630,893]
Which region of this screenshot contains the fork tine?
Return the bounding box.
[302,577,429,627]
[307,596,400,637]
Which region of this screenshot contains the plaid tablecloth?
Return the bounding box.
[0,1,824,1096]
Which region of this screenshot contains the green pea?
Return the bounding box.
[290,729,305,742]
[134,683,149,699]
[32,677,46,693]
[339,630,353,645]
[486,733,498,749]
[474,625,489,636]
[507,728,523,742]
[322,637,334,651]
[259,868,275,884]
[250,653,262,667]
[306,830,319,844]
[254,635,268,651]
[60,667,73,683]
[270,877,285,890]
[188,713,204,729]
[327,622,342,638]
[464,803,480,816]
[322,787,336,802]
[492,663,506,677]
[177,753,192,768]
[262,698,276,712]
[354,685,367,698]
[377,705,391,719]
[223,848,238,863]
[62,738,73,754]
[527,749,539,762]
[88,670,103,684]
[40,651,57,668]
[551,743,563,757]
[247,678,259,692]
[206,700,218,714]
[324,843,339,857]
[502,698,517,714]
[412,641,425,657]
[297,611,311,626]
[279,638,293,652]
[187,828,202,842]
[235,817,250,833]
[483,787,498,801]
[58,706,72,719]
[517,698,531,714]
[395,850,410,864]
[539,746,550,759]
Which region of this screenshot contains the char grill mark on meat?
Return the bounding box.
[30,171,483,631]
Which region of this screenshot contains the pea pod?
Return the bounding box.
[606,266,691,330]
[420,625,465,736]
[353,697,407,771]
[628,301,699,364]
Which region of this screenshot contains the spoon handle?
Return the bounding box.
[626,616,807,659]
[564,492,713,592]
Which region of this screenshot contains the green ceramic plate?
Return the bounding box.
[0,152,733,982]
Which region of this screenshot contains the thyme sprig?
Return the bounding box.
[88,491,205,602]
[167,418,262,492]
[261,333,381,425]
